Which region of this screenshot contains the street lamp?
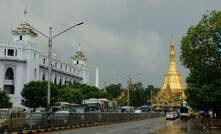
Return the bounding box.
[30,22,84,111]
[115,72,143,111]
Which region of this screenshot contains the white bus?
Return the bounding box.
[82,99,118,112]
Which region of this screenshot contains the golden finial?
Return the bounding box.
[170,35,175,47]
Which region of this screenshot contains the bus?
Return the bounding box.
[82,99,118,112]
[0,108,26,133]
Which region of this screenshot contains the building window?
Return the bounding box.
[34,53,36,59]
[65,66,67,71]
[42,74,45,80]
[43,58,46,64]
[5,68,14,80]
[34,69,37,80]
[77,61,79,64]
[3,85,14,94]
[59,78,62,85]
[65,80,67,85]
[60,64,62,69]
[8,49,14,56]
[54,77,57,84]
[55,63,57,67]
[70,67,72,72]
[4,49,6,56]
[15,50,17,56]
[20,35,22,40]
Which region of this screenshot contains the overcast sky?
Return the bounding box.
[0,0,221,88]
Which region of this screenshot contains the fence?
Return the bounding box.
[4,112,162,132]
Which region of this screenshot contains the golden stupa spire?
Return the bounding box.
[156,38,186,106]
[168,36,178,74]
[103,81,107,93]
[128,73,133,90]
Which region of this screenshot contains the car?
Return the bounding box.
[134,109,142,113]
[166,112,177,120]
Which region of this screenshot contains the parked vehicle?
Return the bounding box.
[25,112,48,129]
[83,98,118,112]
[141,106,151,112]
[120,106,135,113]
[0,108,26,133]
[180,107,190,120]
[134,109,142,113]
[166,112,177,120]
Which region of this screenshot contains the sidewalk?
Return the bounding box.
[210,129,221,134]
[192,118,221,134]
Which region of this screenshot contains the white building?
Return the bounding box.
[0,19,89,108]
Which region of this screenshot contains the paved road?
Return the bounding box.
[44,117,204,134]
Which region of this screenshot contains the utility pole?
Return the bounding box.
[30,22,83,111]
[115,72,143,112]
[127,79,130,109]
[47,27,52,110]
[151,88,152,113]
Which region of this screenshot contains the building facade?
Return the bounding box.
[0,20,89,108]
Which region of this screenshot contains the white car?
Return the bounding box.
[134,109,142,113]
[166,112,177,120]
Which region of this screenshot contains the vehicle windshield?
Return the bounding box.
[180,107,188,113]
[0,110,8,118]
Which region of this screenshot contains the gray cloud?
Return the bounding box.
[1,0,221,88]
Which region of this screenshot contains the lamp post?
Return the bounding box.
[115,72,143,111]
[30,22,83,111]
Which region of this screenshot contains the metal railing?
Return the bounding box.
[1,112,162,133]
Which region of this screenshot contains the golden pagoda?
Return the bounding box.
[155,38,186,107]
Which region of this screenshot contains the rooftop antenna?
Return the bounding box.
[78,43,81,51]
[22,0,30,23]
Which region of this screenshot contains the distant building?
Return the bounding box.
[0,15,89,108]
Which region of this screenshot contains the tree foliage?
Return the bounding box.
[106,83,123,98]
[21,81,59,109]
[20,80,161,109]
[0,90,12,108]
[67,83,105,99]
[180,10,221,114]
[129,83,160,107]
[56,88,83,104]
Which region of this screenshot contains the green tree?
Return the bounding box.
[67,83,104,100]
[21,81,59,110]
[114,96,127,107]
[180,10,221,115]
[130,82,146,107]
[57,88,83,104]
[0,90,12,108]
[106,83,123,98]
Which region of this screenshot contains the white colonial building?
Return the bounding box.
[0,19,89,108]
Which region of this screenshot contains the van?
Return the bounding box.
[0,108,26,132]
